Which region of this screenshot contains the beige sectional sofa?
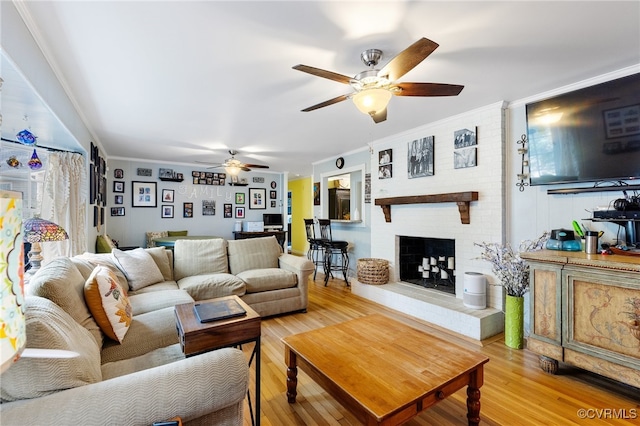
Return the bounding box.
[0,236,314,425]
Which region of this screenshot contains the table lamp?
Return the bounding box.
[1,191,27,373]
[23,216,69,276]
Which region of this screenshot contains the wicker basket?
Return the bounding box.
[357,258,389,285]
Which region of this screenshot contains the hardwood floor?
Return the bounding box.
[242,276,639,425]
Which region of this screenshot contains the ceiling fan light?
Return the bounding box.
[225,165,241,176]
[352,88,392,116]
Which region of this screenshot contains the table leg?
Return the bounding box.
[466,368,482,426]
[255,337,261,426]
[286,350,298,403]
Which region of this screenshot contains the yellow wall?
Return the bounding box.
[288,177,312,256]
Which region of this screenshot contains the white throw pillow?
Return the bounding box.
[112,248,164,291]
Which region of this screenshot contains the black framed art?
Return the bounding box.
[183,202,193,218]
[162,205,174,218]
[113,181,125,193]
[249,188,266,209]
[132,181,157,207]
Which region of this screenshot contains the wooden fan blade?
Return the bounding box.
[293,65,352,84]
[371,108,387,124]
[393,82,464,97]
[301,94,350,112]
[378,38,439,82]
[244,164,270,169]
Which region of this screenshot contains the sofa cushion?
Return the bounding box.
[0,297,102,402]
[236,268,297,293]
[101,344,185,380]
[100,306,180,364]
[28,257,103,347]
[173,238,228,280]
[128,289,194,316]
[84,266,133,343]
[72,253,129,290]
[112,248,164,291]
[145,246,173,281]
[129,281,180,295]
[168,230,188,236]
[146,230,168,248]
[177,274,246,300]
[227,236,281,275]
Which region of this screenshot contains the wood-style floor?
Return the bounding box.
[242,276,639,425]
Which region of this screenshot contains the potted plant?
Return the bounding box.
[474,232,549,348]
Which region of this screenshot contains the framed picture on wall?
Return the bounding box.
[114,168,124,179]
[113,181,125,193]
[249,188,266,209]
[132,181,157,207]
[270,190,277,199]
[110,207,125,216]
[235,192,245,204]
[454,147,477,169]
[183,202,193,218]
[202,200,215,216]
[379,149,392,165]
[235,206,245,219]
[270,201,276,208]
[161,205,174,218]
[115,195,123,205]
[313,182,320,206]
[408,136,434,178]
[162,189,174,203]
[224,203,233,218]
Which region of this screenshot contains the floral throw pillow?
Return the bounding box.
[84,265,133,343]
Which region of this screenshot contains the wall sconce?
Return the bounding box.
[516,134,529,192]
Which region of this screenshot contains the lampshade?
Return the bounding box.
[352,88,393,116]
[23,217,68,278]
[23,217,69,244]
[0,190,26,373]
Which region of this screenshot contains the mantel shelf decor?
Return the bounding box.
[158,177,184,182]
[374,191,479,224]
[228,182,249,187]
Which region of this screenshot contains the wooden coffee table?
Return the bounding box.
[282,314,489,425]
[175,296,261,426]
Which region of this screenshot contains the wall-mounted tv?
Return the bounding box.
[525,73,640,186]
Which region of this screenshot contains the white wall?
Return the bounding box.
[369,102,507,309]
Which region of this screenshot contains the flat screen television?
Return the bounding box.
[263,213,283,227]
[525,73,640,186]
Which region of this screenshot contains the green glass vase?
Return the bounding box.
[505,294,524,349]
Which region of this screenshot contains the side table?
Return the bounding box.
[174,296,261,426]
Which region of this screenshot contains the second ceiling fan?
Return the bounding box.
[196,150,269,175]
[293,37,464,123]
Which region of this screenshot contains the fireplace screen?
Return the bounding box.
[398,236,455,295]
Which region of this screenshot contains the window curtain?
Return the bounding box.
[41,152,87,261]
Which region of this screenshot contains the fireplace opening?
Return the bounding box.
[398,236,455,295]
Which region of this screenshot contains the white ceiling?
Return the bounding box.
[3,1,640,178]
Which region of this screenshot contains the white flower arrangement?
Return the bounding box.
[474,232,549,297]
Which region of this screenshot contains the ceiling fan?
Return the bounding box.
[196,150,269,175]
[293,37,464,123]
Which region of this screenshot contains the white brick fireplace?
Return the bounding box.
[352,102,507,340]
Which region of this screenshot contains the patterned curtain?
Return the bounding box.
[41,152,87,260]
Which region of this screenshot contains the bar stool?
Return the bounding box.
[317,219,349,286]
[303,219,324,280]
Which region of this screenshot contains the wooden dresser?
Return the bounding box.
[520,250,640,388]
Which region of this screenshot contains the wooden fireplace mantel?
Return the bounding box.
[374,192,479,224]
